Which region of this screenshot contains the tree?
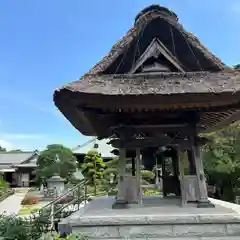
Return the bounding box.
[0,146,6,152]
[80,150,105,195]
[234,64,240,70]
[103,157,119,184]
[202,123,240,202]
[8,149,23,153]
[35,144,77,184]
[103,156,154,193]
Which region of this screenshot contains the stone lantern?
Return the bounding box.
[47,175,65,197]
[47,154,65,196]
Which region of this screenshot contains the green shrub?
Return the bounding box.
[0,213,87,239]
[39,232,87,239]
[0,214,49,240]
[0,179,9,197]
[143,189,160,196]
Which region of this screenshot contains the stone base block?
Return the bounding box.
[67,214,240,239]
[60,196,240,239]
[71,223,240,239]
[112,199,128,209]
[197,200,215,208]
[81,237,240,240]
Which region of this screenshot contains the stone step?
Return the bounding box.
[83,238,240,240]
[69,223,240,239]
[59,196,240,239]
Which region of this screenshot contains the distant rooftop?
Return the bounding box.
[0,151,39,169]
[73,138,116,159]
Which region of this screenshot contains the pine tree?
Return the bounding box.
[81,150,105,195]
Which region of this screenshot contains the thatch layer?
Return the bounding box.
[61,71,240,96]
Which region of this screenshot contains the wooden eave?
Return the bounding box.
[54,71,240,136]
[55,88,240,136]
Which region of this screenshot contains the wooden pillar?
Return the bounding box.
[172,148,180,197]
[171,149,179,177]
[177,146,187,205]
[116,148,127,202]
[131,156,136,176]
[135,148,142,204]
[190,135,214,208]
[187,150,196,175]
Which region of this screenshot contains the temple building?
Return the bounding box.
[0,151,38,187]
[73,137,116,164]
[54,5,240,208]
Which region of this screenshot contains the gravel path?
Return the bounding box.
[0,188,29,215]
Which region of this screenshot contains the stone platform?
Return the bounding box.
[59,196,240,239]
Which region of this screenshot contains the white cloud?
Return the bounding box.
[1,133,45,140]
[0,139,14,150]
[0,132,47,150]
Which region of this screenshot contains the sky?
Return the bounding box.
[0,0,240,151]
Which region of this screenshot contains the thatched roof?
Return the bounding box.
[61,71,240,96]
[53,4,240,136]
[54,5,235,97]
[76,5,226,78]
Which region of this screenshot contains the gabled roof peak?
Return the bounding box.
[135,4,178,25]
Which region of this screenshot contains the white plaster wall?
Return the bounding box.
[15,172,22,186]
[22,173,29,181]
[12,173,18,186]
[21,173,29,186]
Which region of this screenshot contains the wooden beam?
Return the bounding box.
[78,104,240,114]
[111,124,188,130]
[77,93,240,112]
[202,110,240,133]
[108,138,204,150]
[110,124,205,137]
[111,128,206,140]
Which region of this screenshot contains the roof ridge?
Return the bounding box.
[20,151,39,165]
[73,137,97,151]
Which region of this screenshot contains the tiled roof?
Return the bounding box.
[0,152,34,165]
[15,155,38,168]
[0,151,38,168]
[73,138,115,158]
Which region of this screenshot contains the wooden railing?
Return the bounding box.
[38,179,89,230]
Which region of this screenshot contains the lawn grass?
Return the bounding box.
[18,205,40,215]
[18,201,50,216]
[25,190,42,197]
[14,188,29,194]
